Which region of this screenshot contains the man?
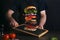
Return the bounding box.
[6,0,47,30]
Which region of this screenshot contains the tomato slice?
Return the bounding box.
[31,15,36,18]
[25,17,32,21]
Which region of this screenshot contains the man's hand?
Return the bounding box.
[38,25,44,29]
[10,19,19,27]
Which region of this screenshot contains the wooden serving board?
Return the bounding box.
[13,25,48,38]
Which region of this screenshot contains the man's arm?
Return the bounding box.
[6,9,19,27]
[39,10,47,29]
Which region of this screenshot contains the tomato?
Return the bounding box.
[31,15,36,18]
[3,34,9,40]
[9,33,16,39]
[25,17,32,21]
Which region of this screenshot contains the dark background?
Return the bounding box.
[46,0,60,31]
[0,0,60,32]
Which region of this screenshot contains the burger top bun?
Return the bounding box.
[25,6,36,10]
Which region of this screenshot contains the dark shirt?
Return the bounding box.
[9,0,47,24]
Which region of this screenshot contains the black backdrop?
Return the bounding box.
[46,0,60,31]
[0,0,60,31]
